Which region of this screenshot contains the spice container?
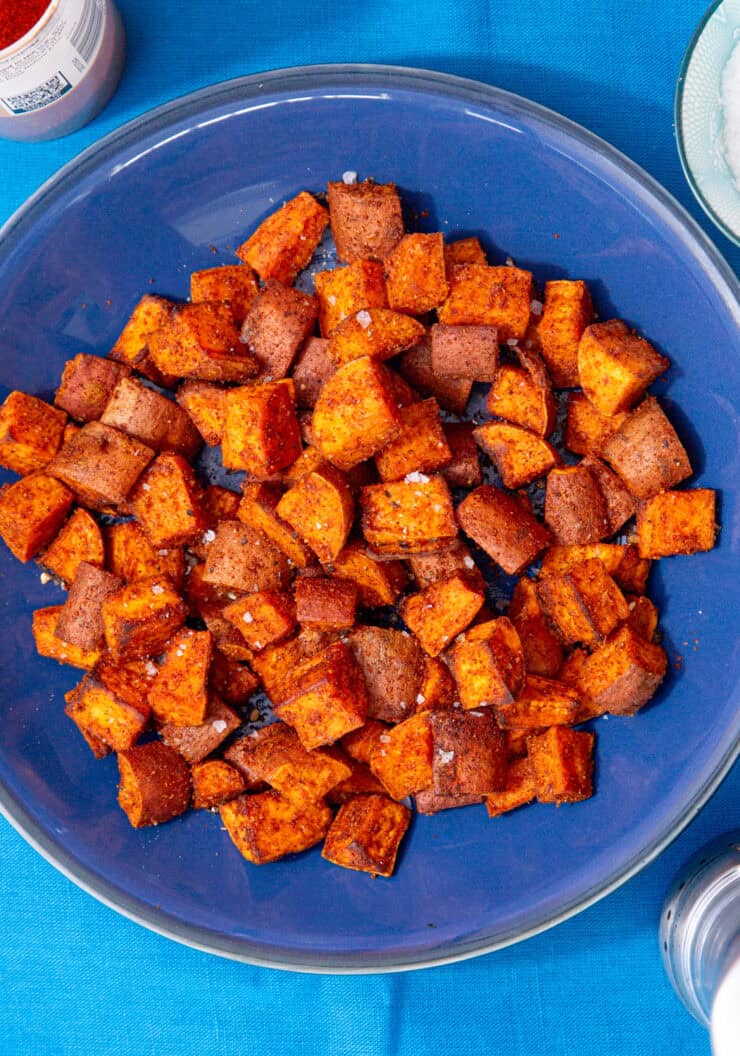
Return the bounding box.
[0,0,125,142]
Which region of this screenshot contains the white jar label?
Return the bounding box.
[0,0,106,116]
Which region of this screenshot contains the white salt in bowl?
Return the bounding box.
[676,0,740,245]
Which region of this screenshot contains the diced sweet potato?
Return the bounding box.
[55,562,122,651]
[55,355,131,423]
[223,728,278,790]
[222,379,302,476]
[398,338,473,415]
[102,576,188,660]
[325,758,387,804]
[474,421,559,489]
[601,397,692,499]
[564,392,628,456]
[437,264,533,342]
[544,464,610,545]
[314,259,388,336]
[236,191,329,284]
[636,489,716,558]
[130,453,206,548]
[191,759,247,809]
[444,236,487,272]
[48,422,154,509]
[361,475,458,556]
[327,308,425,368]
[349,626,425,723]
[625,594,659,642]
[449,617,525,709]
[223,590,297,650]
[385,233,448,315]
[331,539,407,607]
[147,628,212,726]
[417,655,457,711]
[295,576,357,629]
[539,543,650,597]
[614,544,652,593]
[0,391,67,475]
[95,655,159,709]
[275,464,354,565]
[149,302,259,382]
[497,675,581,728]
[200,485,241,527]
[486,363,556,438]
[537,557,630,648]
[527,726,594,804]
[65,674,150,752]
[241,281,318,380]
[291,337,335,408]
[220,790,331,864]
[158,694,240,763]
[238,482,315,569]
[109,294,175,386]
[105,521,184,589]
[578,454,635,535]
[401,571,485,656]
[327,180,404,263]
[251,630,337,701]
[369,711,433,800]
[40,507,104,585]
[440,423,482,488]
[190,264,259,325]
[275,640,368,749]
[209,649,258,705]
[374,399,452,482]
[408,539,484,591]
[100,377,201,459]
[430,323,498,381]
[312,357,402,470]
[415,790,483,814]
[507,578,563,677]
[322,794,411,877]
[176,381,227,447]
[429,709,506,795]
[33,606,102,670]
[484,756,537,817]
[229,724,351,808]
[577,319,670,416]
[0,473,74,562]
[537,280,593,388]
[579,624,667,715]
[202,521,290,594]
[117,741,191,828]
[457,485,552,575]
[340,720,390,765]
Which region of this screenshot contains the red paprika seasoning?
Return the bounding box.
[0,0,51,50]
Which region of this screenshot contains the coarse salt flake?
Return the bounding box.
[506,338,519,347]
[379,733,391,743]
[342,171,358,184]
[202,529,216,544]
[146,662,159,677]
[463,556,475,569]
[212,719,228,733]
[436,748,455,764]
[404,471,430,484]
[151,584,164,595]
[356,309,372,329]
[416,693,426,705]
[39,572,51,584]
[242,612,254,624]
[530,299,543,316]
[142,483,151,491]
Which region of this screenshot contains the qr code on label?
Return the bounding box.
[2,71,72,114]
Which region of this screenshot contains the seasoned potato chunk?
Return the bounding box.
[578,624,667,715]
[65,674,150,752]
[369,711,433,800]
[176,381,227,447]
[496,675,581,728]
[147,628,212,727]
[48,422,154,509]
[241,281,318,380]
[0,473,74,562]
[327,180,404,263]
[292,337,336,408]
[220,791,331,864]
[437,264,533,342]
[327,308,424,368]
[449,617,525,709]
[223,590,297,651]
[537,557,630,648]
[202,521,290,594]
[322,794,411,877]
[312,357,402,470]
[430,323,499,381]
[109,294,175,385]
[294,576,357,629]
[360,475,458,556]
[150,302,259,382]
[105,520,184,589]
[158,694,240,763]
[457,485,552,575]
[102,576,187,661]
[314,259,388,336]
[484,757,536,818]
[507,578,563,677]
[401,571,485,656]
[485,363,556,437]
[577,319,669,416]
[238,482,315,569]
[192,759,247,809]
[385,233,448,315]
[564,392,627,456]
[636,489,716,558]
[33,606,102,670]
[375,398,452,482]
[55,355,131,422]
[55,561,122,652]
[131,453,207,548]
[601,397,692,499]
[349,625,425,723]
[441,422,482,488]
[190,264,259,325]
[0,391,67,475]
[430,709,506,795]
[537,279,593,388]
[544,464,610,545]
[332,540,407,607]
[117,741,192,828]
[275,641,369,749]
[474,421,560,489]
[236,191,329,284]
[40,507,104,585]
[398,337,473,415]
[527,727,594,804]
[100,376,201,459]
[276,465,354,564]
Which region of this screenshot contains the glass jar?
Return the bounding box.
[0,0,125,142]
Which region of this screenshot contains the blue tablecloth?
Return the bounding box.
[1,2,738,1054]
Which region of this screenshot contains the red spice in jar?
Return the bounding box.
[0,0,51,50]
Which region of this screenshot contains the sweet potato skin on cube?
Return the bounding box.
[191,759,247,809]
[147,628,212,727]
[275,640,369,749]
[236,191,329,284]
[109,294,175,386]
[202,520,290,594]
[33,606,102,670]
[398,338,473,415]
[360,475,458,556]
[430,323,499,381]
[292,337,335,408]
[312,357,402,470]
[327,180,404,263]
[223,590,297,650]
[349,625,425,723]
[0,473,74,562]
[580,624,667,715]
[322,794,411,877]
[100,376,201,459]
[374,398,452,482]
[544,464,610,545]
[636,489,716,558]
[55,562,122,652]
[65,675,150,752]
[190,264,259,325]
[408,539,484,591]
[449,617,525,709]
[369,711,433,800]
[117,741,192,828]
[314,260,388,336]
[485,756,536,817]
[295,576,357,629]
[327,308,424,368]
[437,264,533,342]
[579,454,635,535]
[0,390,67,475]
[429,709,507,795]
[537,279,593,388]
[385,233,449,315]
[48,422,154,509]
[441,422,482,488]
[537,557,629,648]
[158,694,240,763]
[527,726,594,804]
[331,539,407,607]
[601,397,692,499]
[222,380,301,477]
[176,381,226,447]
[474,421,560,489]
[577,319,670,417]
[457,485,552,575]
[401,571,485,656]
[415,790,483,814]
[241,281,318,380]
[565,392,627,456]
[39,507,104,585]
[55,355,131,423]
[220,790,332,864]
[276,465,354,564]
[102,576,188,660]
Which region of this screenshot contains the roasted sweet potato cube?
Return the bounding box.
[507,578,563,677]
[200,604,254,661]
[223,590,296,650]
[322,794,411,877]
[190,264,259,325]
[579,625,667,715]
[564,392,628,456]
[0,473,74,562]
[175,381,226,447]
[117,741,191,828]
[375,399,452,482]
[0,390,67,475]
[314,259,388,336]
[275,641,368,748]
[312,357,402,470]
[415,790,483,814]
[349,626,425,723]
[401,571,484,657]
[577,455,634,535]
[440,423,482,488]
[485,757,537,817]
[537,280,593,388]
[437,264,533,342]
[276,464,354,564]
[55,562,122,651]
[408,539,484,591]
[209,650,258,705]
[614,543,652,593]
[361,475,458,556]
[238,482,315,569]
[444,236,487,271]
[577,319,670,416]
[340,720,390,765]
[241,281,318,380]
[625,594,659,642]
[192,759,247,809]
[131,453,206,548]
[430,323,498,381]
[331,540,407,607]
[55,355,131,423]
[291,337,335,408]
[601,397,692,499]
[102,576,187,660]
[281,445,329,486]
[485,363,556,438]
[48,422,154,509]
[385,233,448,315]
[147,628,212,726]
[33,606,102,670]
[449,617,525,709]
[457,485,552,575]
[159,694,240,763]
[231,723,351,807]
[540,543,624,580]
[222,380,301,476]
[223,728,279,790]
[327,180,404,263]
[398,338,473,415]
[40,507,104,585]
[200,485,241,527]
[369,711,433,800]
[636,489,716,558]
[430,709,506,796]
[236,191,329,284]
[109,294,175,385]
[295,576,357,629]
[325,757,387,804]
[327,308,424,368]
[497,675,581,728]
[417,655,457,711]
[249,632,334,701]
[474,421,559,489]
[202,521,290,594]
[220,791,332,864]
[65,674,150,752]
[527,726,594,804]
[105,521,184,589]
[544,464,610,545]
[100,377,201,459]
[537,557,630,648]
[95,655,159,709]
[149,302,259,382]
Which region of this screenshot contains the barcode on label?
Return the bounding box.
[70,0,103,64]
[1,71,72,114]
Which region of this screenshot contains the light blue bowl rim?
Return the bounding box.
[0,63,738,974]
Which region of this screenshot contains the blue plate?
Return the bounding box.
[0,65,738,973]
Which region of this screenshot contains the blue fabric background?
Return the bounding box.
[1,2,738,1053]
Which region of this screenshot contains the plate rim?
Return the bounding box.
[0,62,738,974]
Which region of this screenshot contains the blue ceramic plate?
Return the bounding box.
[0,65,738,973]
